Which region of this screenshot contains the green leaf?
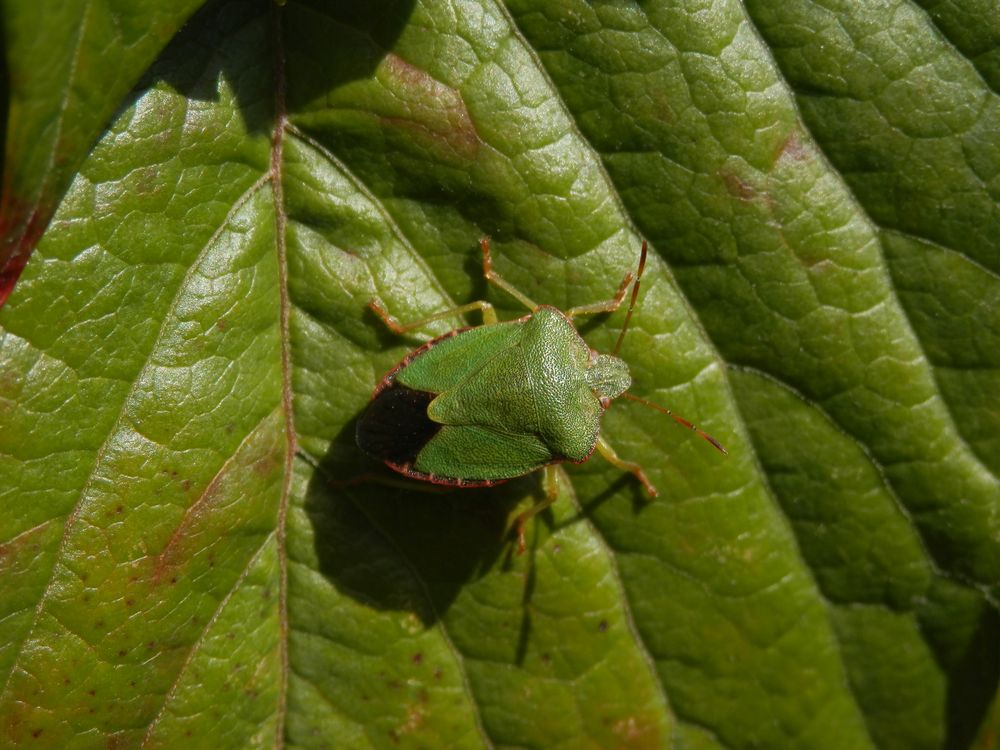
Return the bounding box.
[0,0,208,304]
[1,1,998,748]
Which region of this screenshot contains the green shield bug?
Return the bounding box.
[357,238,726,550]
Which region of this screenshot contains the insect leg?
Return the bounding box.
[595,435,659,497]
[567,240,649,324]
[513,465,561,554]
[369,297,498,334]
[564,269,634,319]
[480,237,539,312]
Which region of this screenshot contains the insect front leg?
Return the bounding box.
[369,297,498,333]
[595,435,658,497]
[512,465,562,554]
[565,240,649,321]
[480,237,539,313]
[564,269,634,319]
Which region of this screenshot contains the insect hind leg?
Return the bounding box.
[512,465,562,554]
[595,436,658,497]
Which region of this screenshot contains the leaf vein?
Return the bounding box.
[0,172,271,702]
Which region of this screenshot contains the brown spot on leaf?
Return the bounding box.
[0,519,56,574]
[395,704,426,739]
[721,171,758,201]
[253,454,277,477]
[776,131,810,163]
[154,425,282,584]
[0,368,21,399]
[379,53,481,160]
[5,701,24,738]
[612,716,650,743]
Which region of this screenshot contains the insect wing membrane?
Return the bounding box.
[412,424,553,481]
[394,321,522,393]
[356,386,440,464]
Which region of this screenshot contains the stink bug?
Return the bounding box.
[357,238,726,550]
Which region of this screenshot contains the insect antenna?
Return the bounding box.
[611,241,726,455]
[621,392,728,455]
[613,240,648,356]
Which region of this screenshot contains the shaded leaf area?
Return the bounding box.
[0,0,208,304]
[910,0,1000,91]
[0,1,997,750]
